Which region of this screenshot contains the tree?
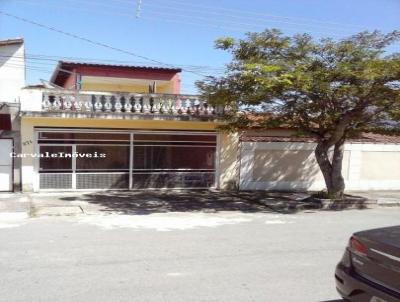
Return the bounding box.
[197,29,400,199]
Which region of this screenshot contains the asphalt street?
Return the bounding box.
[0,207,399,302]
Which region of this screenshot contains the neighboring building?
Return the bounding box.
[19,61,237,192]
[239,130,400,191]
[0,38,25,103]
[0,38,25,191]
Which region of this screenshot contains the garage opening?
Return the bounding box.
[37,130,217,190]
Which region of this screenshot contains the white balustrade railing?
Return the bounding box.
[41,91,222,116]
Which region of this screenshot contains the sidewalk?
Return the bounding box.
[0,190,399,217]
[0,194,31,226]
[349,190,400,205]
[0,193,31,213]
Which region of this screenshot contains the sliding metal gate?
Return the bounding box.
[37,129,217,190]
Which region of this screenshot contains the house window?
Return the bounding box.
[38,132,130,144]
[133,133,216,143]
[39,146,73,172]
[0,114,11,131]
[133,146,215,170]
[132,133,216,188]
[76,145,130,171]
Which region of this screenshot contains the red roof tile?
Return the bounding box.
[57,61,181,72]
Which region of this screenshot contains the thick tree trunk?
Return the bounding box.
[315,138,346,199]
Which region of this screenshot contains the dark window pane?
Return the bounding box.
[133,146,215,170]
[39,132,130,141]
[134,134,216,143]
[39,146,72,171]
[76,145,129,171]
[133,141,215,147]
[38,140,129,145]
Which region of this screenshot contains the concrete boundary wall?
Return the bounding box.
[239,142,400,191]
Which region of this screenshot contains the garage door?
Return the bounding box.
[0,138,13,191]
[37,130,217,190]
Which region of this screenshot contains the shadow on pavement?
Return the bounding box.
[40,190,374,216]
[57,190,313,215]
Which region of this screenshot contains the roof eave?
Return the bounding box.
[58,60,182,73]
[0,38,24,46]
[49,61,63,85]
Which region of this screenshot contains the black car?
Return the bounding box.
[336,226,400,302]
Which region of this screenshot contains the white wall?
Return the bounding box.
[20,88,44,111]
[0,139,13,191]
[0,41,25,103]
[240,141,400,191]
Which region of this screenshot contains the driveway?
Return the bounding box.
[0,205,399,302]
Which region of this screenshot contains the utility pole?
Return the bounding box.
[136,0,143,18]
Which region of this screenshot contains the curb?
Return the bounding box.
[376,198,400,206]
[30,205,84,217]
[0,212,29,220]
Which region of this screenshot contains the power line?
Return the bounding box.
[140,15,257,33]
[3,61,205,92]
[12,0,135,18]
[11,0,398,41]
[0,53,226,73]
[0,10,208,77]
[140,15,344,39]
[143,11,346,37]
[11,0,368,38]
[12,0,262,34]
[5,63,201,93]
[144,0,368,30]
[57,0,359,32]
[142,2,361,33]
[1,62,54,73]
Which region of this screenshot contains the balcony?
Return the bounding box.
[20,88,222,120]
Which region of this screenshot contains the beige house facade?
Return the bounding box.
[17,61,239,192]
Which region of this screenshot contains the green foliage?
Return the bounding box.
[197,29,400,144]
[214,37,235,50]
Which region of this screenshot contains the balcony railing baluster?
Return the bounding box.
[53,95,61,110]
[40,90,219,117]
[104,96,112,112]
[114,97,122,112]
[93,95,102,112]
[144,97,151,114]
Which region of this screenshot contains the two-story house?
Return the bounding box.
[15,56,400,194]
[19,61,238,192]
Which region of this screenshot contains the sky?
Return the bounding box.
[0,0,399,94]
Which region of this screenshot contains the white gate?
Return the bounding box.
[0,138,13,191]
